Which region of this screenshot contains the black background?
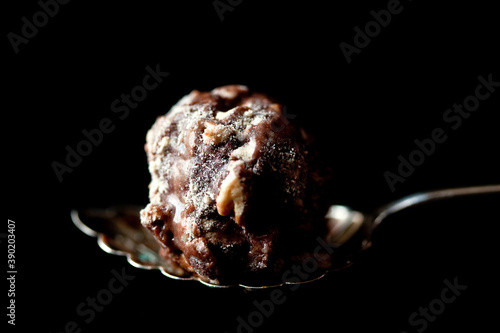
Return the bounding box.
[5,0,499,332]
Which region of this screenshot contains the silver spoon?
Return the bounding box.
[71,184,500,289]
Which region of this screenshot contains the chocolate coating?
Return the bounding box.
[140,85,330,284]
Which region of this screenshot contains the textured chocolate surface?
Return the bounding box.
[140,85,330,284]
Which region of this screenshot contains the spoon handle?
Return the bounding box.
[371,184,500,231]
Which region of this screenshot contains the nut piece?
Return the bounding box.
[203,121,233,145]
[216,161,246,224]
[211,85,248,100]
[231,138,256,162]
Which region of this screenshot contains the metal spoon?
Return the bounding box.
[71,184,500,289]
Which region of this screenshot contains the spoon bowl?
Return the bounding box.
[71,184,500,289]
